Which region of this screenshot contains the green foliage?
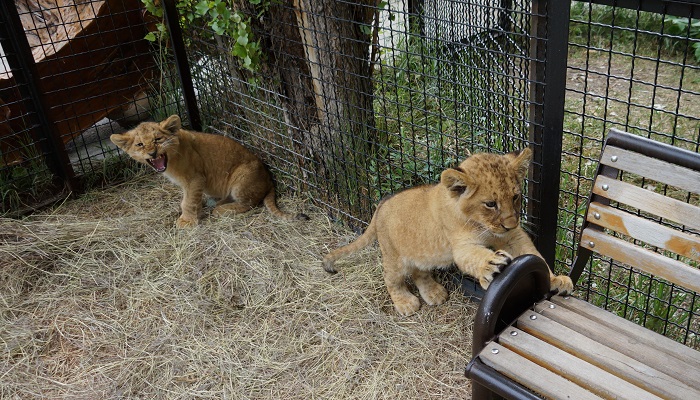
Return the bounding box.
[664,16,700,63]
[141,0,263,72]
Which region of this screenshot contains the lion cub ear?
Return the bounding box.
[509,148,532,182]
[110,132,133,150]
[441,167,472,197]
[160,114,182,134]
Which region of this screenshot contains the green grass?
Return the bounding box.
[0,136,54,214]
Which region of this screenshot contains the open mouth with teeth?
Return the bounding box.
[147,153,168,173]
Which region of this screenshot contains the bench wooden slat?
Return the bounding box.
[549,296,700,371]
[601,146,700,194]
[592,175,700,231]
[534,299,700,389]
[497,327,663,400]
[516,309,700,399]
[478,342,604,400]
[587,202,700,262]
[580,228,700,293]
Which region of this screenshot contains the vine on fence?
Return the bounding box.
[141,0,264,72]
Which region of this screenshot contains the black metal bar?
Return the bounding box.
[607,128,700,171]
[470,255,551,355]
[529,0,571,267]
[466,359,542,400]
[0,2,77,191]
[466,254,550,399]
[161,0,202,131]
[586,0,700,19]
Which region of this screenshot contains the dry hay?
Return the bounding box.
[1,173,477,399]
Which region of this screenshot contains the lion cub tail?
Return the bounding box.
[263,189,310,221]
[322,215,378,274]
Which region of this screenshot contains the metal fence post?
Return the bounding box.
[0,1,77,192]
[161,0,202,131]
[528,0,571,267]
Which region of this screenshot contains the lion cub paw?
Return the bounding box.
[176,216,198,228]
[478,249,513,290]
[550,274,574,296]
[420,284,449,306]
[392,294,422,317]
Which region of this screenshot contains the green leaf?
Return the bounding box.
[194,0,210,16]
[144,32,157,42]
[232,44,247,57]
[211,20,225,35]
[237,35,248,46]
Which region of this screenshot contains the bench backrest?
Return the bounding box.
[570,129,700,344]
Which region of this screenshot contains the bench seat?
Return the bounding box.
[472,295,700,399]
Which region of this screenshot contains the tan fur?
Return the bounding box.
[323,148,573,316]
[110,115,308,227]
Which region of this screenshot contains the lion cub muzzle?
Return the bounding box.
[147,153,167,173]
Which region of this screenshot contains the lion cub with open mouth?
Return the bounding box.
[323,148,572,316]
[110,115,308,227]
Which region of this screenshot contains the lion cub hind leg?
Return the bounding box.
[212,202,256,217]
[383,259,421,316]
[412,269,449,306]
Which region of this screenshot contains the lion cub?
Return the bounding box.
[110,115,308,227]
[323,148,573,316]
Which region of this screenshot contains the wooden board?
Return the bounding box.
[601,146,700,194]
[477,342,603,400]
[592,175,700,231]
[497,327,663,400]
[535,298,700,388]
[580,228,700,293]
[517,309,700,399]
[587,202,700,262]
[549,296,700,371]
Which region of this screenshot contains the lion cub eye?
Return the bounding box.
[136,143,144,147]
[484,201,497,209]
[513,194,520,202]
[154,137,162,143]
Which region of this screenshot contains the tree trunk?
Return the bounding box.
[262,0,377,213]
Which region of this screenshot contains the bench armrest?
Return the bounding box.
[471,254,551,356]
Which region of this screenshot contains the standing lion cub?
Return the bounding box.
[110,115,308,227]
[323,148,573,316]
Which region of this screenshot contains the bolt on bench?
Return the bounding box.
[466,129,700,399]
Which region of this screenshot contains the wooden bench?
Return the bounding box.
[465,129,700,399]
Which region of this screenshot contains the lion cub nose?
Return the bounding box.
[148,150,157,158]
[502,216,519,231]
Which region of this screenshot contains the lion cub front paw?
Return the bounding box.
[176,216,198,228]
[478,249,513,290]
[550,274,574,296]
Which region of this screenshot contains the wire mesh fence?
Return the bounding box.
[0,0,182,214]
[187,0,546,234]
[1,0,699,346]
[559,0,700,346]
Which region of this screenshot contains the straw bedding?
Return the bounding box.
[1,173,477,399]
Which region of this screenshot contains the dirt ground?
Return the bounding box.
[0,173,477,399]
